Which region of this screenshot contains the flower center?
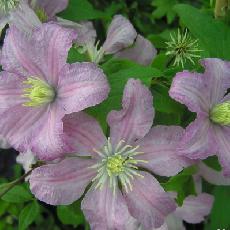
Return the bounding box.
[210,101,230,125]
[35,7,48,23]
[0,0,19,13]
[107,155,125,175]
[22,77,55,107]
[91,138,147,194]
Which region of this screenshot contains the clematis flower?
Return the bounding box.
[126,193,214,230]
[0,0,68,34]
[0,0,41,33]
[59,15,157,66]
[169,58,230,176]
[29,79,193,229]
[0,23,109,160]
[28,0,68,22]
[126,162,216,230]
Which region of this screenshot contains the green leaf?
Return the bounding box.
[152,0,178,24]
[162,166,198,205]
[57,201,85,227]
[68,47,89,63]
[87,59,162,132]
[205,187,230,229]
[151,83,185,114]
[2,185,33,203]
[58,0,107,21]
[18,201,39,230]
[175,4,230,60]
[203,156,222,171]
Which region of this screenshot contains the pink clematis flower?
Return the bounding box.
[28,0,68,22]
[126,162,216,230]
[58,15,157,66]
[169,58,230,176]
[126,193,214,230]
[29,79,193,229]
[0,0,68,33]
[0,23,109,160]
[0,0,41,33]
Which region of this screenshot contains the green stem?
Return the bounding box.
[0,169,33,198]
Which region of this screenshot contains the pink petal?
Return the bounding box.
[0,103,67,160]
[0,71,26,114]
[107,79,154,146]
[2,23,77,86]
[174,193,214,224]
[169,71,211,114]
[10,0,41,33]
[124,172,176,229]
[58,62,109,114]
[2,26,45,78]
[33,0,68,18]
[137,126,194,177]
[198,162,230,185]
[33,23,77,86]
[213,125,230,176]
[57,18,96,46]
[30,103,69,160]
[116,35,157,66]
[63,112,106,157]
[82,183,130,230]
[179,116,218,159]
[0,105,48,153]
[102,15,137,54]
[200,59,230,105]
[30,157,96,205]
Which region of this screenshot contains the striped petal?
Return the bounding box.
[107,79,154,146]
[116,35,157,66]
[82,182,130,230]
[63,112,106,157]
[213,125,230,176]
[102,15,137,54]
[58,62,109,114]
[174,193,214,224]
[123,172,176,229]
[198,162,230,185]
[2,23,77,86]
[179,116,218,159]
[137,126,194,177]
[30,157,96,205]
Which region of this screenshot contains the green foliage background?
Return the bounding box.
[1,0,230,229]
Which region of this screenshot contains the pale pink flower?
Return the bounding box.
[169,58,230,176]
[0,23,109,160]
[0,0,68,33]
[29,79,193,229]
[62,15,157,65]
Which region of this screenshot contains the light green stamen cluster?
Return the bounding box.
[0,0,19,13]
[210,101,230,125]
[22,77,55,107]
[35,7,48,23]
[91,138,147,194]
[166,29,202,67]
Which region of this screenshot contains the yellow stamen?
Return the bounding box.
[22,77,55,107]
[210,101,230,125]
